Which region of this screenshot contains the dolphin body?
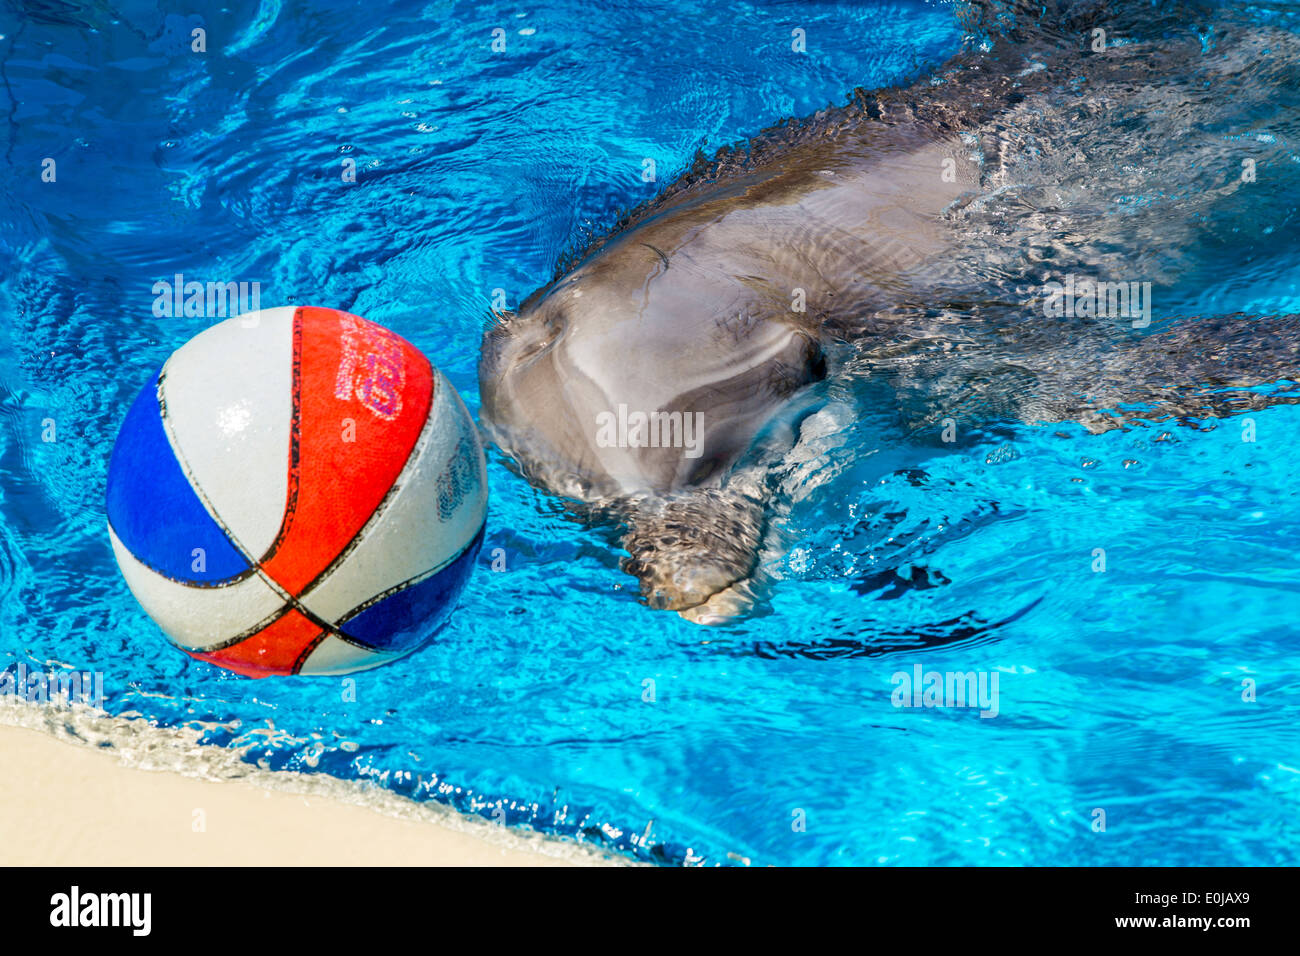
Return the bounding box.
[479,0,1300,620]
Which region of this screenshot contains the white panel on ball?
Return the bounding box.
[159,306,297,562]
[108,526,287,651]
[298,634,394,676]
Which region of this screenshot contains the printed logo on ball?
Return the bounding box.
[334,314,406,420]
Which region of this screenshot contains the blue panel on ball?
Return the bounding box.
[338,523,485,652]
[106,369,252,584]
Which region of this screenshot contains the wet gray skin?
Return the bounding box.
[480,0,1300,620]
[480,129,980,616]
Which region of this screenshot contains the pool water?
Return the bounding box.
[2,0,1299,865]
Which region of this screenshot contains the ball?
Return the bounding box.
[106,306,487,677]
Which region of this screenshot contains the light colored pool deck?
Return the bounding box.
[0,719,625,867]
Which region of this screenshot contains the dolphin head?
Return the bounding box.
[478,233,828,613]
[479,237,826,503]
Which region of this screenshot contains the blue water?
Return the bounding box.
[3,0,1300,865]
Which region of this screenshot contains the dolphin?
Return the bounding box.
[478,0,1300,621]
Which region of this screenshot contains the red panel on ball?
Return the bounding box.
[188,608,326,678]
[260,307,434,597]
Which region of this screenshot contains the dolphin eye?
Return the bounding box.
[541,308,567,342]
[513,309,564,364]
